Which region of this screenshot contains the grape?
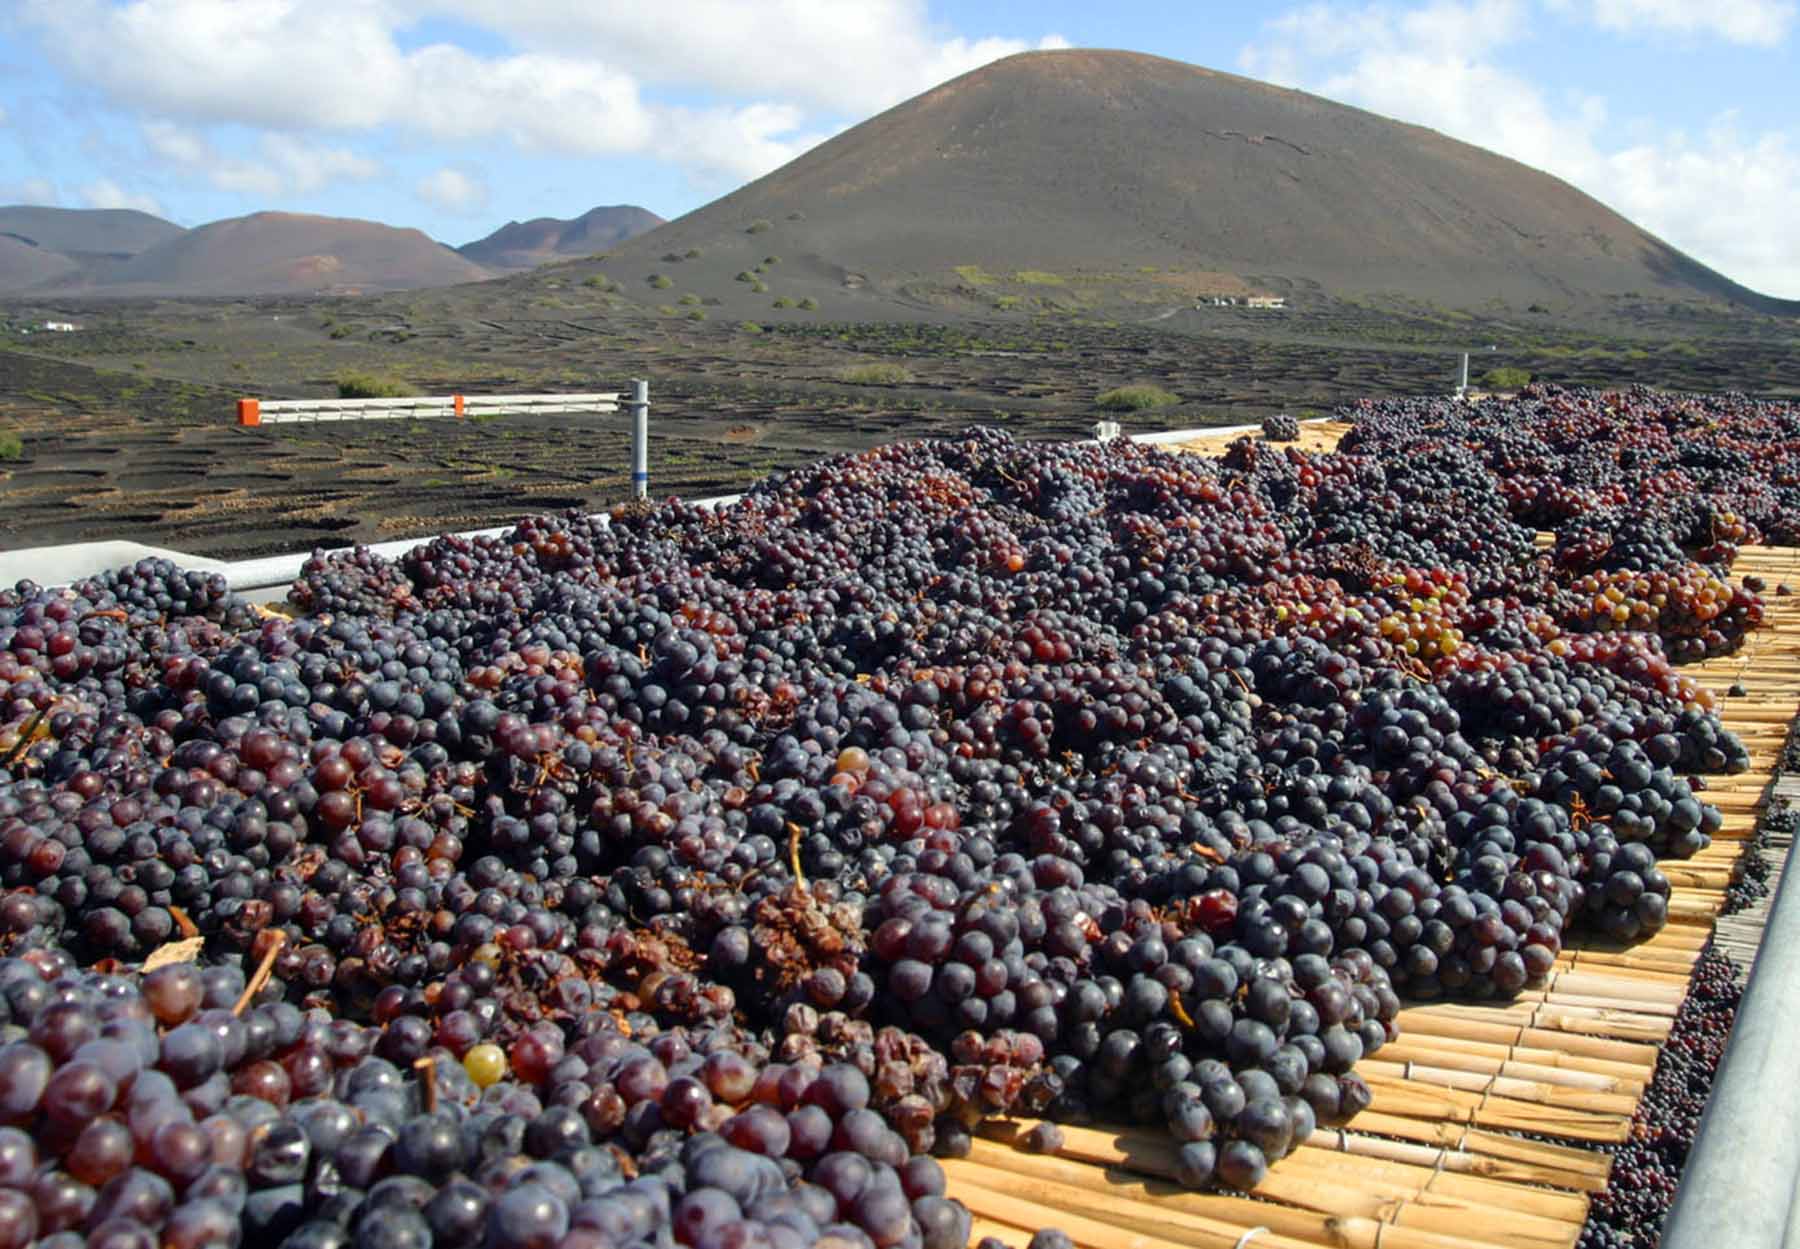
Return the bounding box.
[0,390,1777,1241]
[42,1058,116,1123]
[0,1127,35,1186]
[0,1188,36,1249]
[463,1043,507,1088]
[1216,1139,1269,1191]
[0,1042,50,1115]
[724,1105,792,1158]
[1235,1099,1294,1158]
[163,1200,242,1249]
[1174,1139,1218,1189]
[912,1194,972,1249]
[674,1188,741,1247]
[354,1208,432,1249]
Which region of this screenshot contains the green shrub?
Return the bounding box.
[678,293,702,306]
[797,297,818,311]
[648,274,673,289]
[1481,366,1531,390]
[762,256,780,266]
[839,362,913,385]
[656,305,677,316]
[771,297,795,309]
[685,310,706,321]
[328,325,354,339]
[735,271,757,283]
[740,322,764,334]
[337,372,417,399]
[684,248,702,259]
[750,281,767,294]
[0,430,22,461]
[1096,383,1180,412]
[746,219,773,234]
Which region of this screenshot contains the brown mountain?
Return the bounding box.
[0,205,186,258]
[459,205,664,271]
[91,212,494,296]
[579,49,1794,317]
[0,206,189,293]
[0,234,81,290]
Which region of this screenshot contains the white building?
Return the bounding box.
[41,321,78,332]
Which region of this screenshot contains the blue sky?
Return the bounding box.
[1,1,1796,297]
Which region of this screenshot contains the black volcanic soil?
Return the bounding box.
[2,283,1797,561]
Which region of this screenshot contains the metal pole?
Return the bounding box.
[1458,353,1469,397]
[1662,837,1800,1249]
[629,379,649,500]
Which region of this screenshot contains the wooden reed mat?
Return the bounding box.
[1171,420,1356,458]
[946,425,1800,1249]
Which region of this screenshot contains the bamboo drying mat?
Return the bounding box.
[1169,420,1357,458]
[943,426,1800,1249]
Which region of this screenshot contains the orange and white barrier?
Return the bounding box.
[235,392,625,427]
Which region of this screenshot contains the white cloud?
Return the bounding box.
[1240,0,1800,298]
[0,177,58,206]
[20,1,411,132]
[416,166,489,214]
[142,119,210,166]
[17,0,1064,188]
[78,177,162,215]
[656,103,836,183]
[399,44,657,155]
[427,1,1070,115]
[144,121,379,197]
[1547,0,1797,44]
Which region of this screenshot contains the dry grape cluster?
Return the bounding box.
[1260,415,1299,443]
[1344,384,1795,658]
[1576,948,1741,1249]
[0,384,1783,1248]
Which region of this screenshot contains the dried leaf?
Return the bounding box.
[142,936,204,972]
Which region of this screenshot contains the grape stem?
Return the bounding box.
[414,1056,438,1113]
[0,707,48,768]
[233,929,287,1016]
[787,820,807,891]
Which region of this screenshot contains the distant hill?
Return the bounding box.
[0,205,185,258]
[79,212,495,296]
[458,205,665,271]
[0,234,81,290]
[571,49,1795,319]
